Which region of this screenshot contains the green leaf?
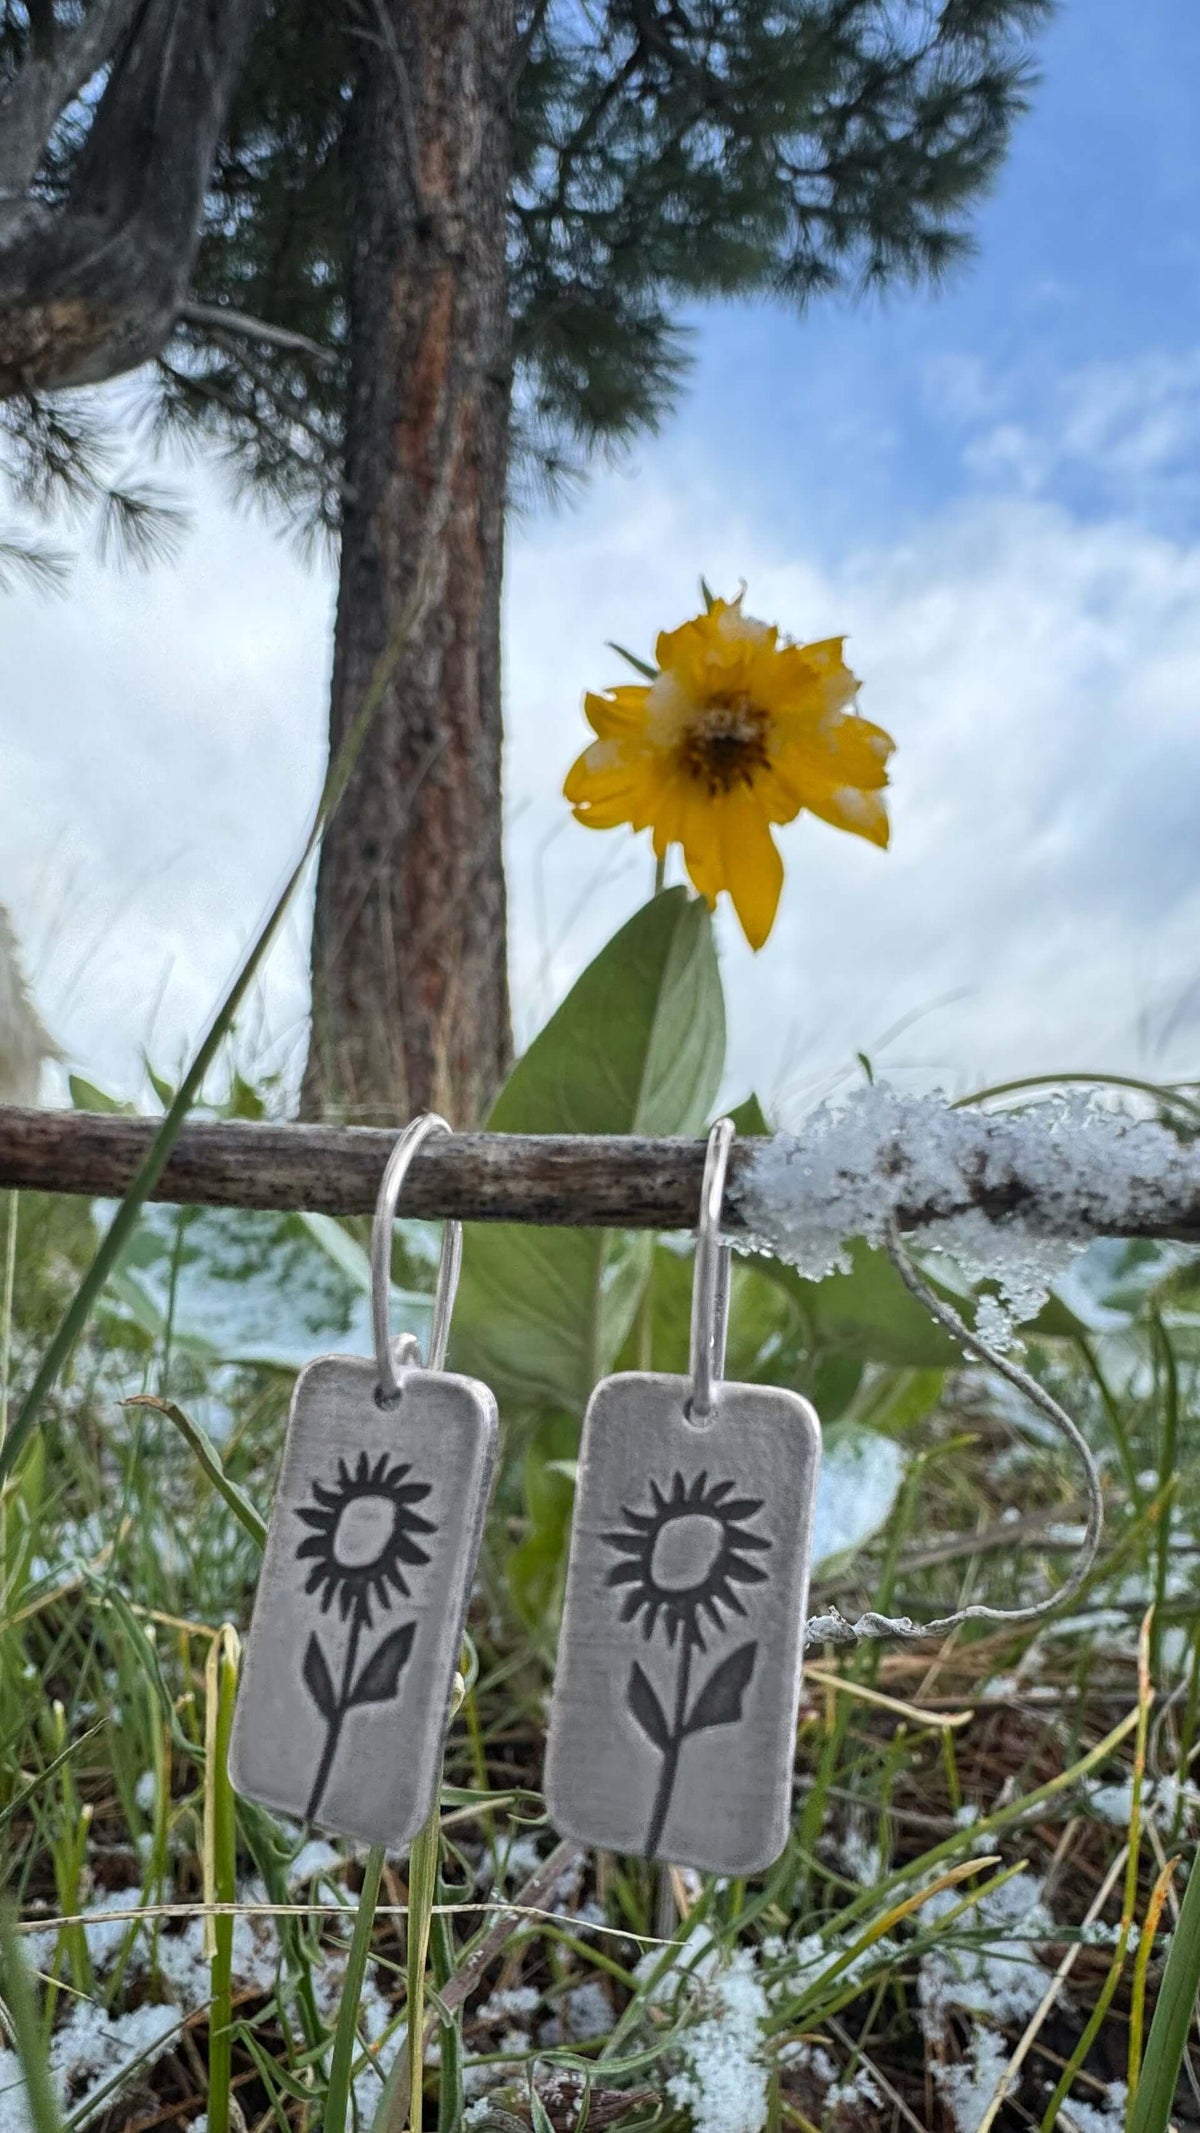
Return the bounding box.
[145,1062,176,1110]
[606,638,657,680]
[302,1634,336,1720]
[450,889,724,1412]
[348,1622,415,1706]
[767,1241,964,1367]
[69,1074,131,1114]
[699,576,716,612]
[727,1092,771,1136]
[627,1662,671,1751]
[507,1411,578,1637]
[810,1352,866,1421]
[615,1243,810,1391]
[855,1365,943,1434]
[684,1641,757,1735]
[225,1071,266,1120]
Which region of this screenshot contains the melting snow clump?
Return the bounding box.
[919,1869,1052,2030]
[665,1948,770,2133]
[933,2027,1011,2133]
[740,1085,1194,1330]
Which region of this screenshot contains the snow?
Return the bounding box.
[933,2027,1011,2133]
[538,1978,612,2043]
[0,2001,181,2132]
[919,1870,1052,2030]
[1065,2084,1130,2131]
[740,1085,1196,1324]
[666,1950,770,2133]
[837,1827,883,1889]
[1088,1774,1200,1830]
[477,1985,541,2024]
[7,1865,374,2130]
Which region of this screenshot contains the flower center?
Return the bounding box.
[650,1511,724,1593]
[678,695,770,795]
[332,1493,396,1570]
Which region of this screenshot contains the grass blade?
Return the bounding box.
[203,1626,240,2133]
[325,1844,386,2133]
[122,1395,266,1549]
[0,1903,65,2133]
[0,597,424,1490]
[1128,1840,1200,2133]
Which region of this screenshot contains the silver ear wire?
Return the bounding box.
[688,1117,734,1422]
[371,1113,463,1398]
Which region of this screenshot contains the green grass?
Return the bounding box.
[2,1128,1199,2133]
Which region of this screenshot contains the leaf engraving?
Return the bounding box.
[347,1621,416,1707]
[626,1661,671,1751]
[683,1640,758,1737]
[302,1632,336,1720]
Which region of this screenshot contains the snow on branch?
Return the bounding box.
[740,1085,1199,1320]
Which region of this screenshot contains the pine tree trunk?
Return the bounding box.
[301,0,514,1128]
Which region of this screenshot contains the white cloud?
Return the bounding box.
[3,358,1200,1116]
[932,347,1200,530]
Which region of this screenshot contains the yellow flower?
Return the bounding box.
[564,592,894,949]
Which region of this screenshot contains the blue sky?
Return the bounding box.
[5,0,1200,1114]
[672,0,1200,544]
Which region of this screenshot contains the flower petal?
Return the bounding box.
[719,793,784,951]
[584,685,650,739]
[775,713,894,796]
[806,783,891,848]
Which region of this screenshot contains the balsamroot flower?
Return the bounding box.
[564,590,894,949]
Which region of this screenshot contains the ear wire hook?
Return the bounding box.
[371,1113,462,1400]
[688,1117,735,1423]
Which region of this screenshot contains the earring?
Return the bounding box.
[545,1118,821,1875]
[228,1114,498,1849]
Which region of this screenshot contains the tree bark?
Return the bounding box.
[301,0,514,1128]
[0,0,265,396]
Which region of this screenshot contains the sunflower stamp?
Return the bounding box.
[229,1355,497,1848]
[545,1372,820,1874]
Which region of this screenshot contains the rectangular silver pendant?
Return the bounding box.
[229,1356,497,1849]
[545,1372,820,1875]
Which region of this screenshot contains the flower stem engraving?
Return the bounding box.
[602,1471,770,1857]
[645,1631,692,1859]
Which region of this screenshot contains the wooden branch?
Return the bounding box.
[177,301,337,368]
[0,1105,1198,1244]
[0,1110,726,1226]
[0,0,267,397]
[0,0,140,206]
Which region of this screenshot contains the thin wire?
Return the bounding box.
[689,1117,734,1421]
[370,1113,460,1397]
[803,1216,1104,1652]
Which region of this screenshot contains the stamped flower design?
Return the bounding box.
[295,1452,435,1823]
[602,1471,771,1855]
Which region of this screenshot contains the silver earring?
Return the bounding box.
[228,1114,498,1848]
[545,1117,822,1875]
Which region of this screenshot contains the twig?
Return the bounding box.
[176,303,336,367]
[1,1115,1199,1241]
